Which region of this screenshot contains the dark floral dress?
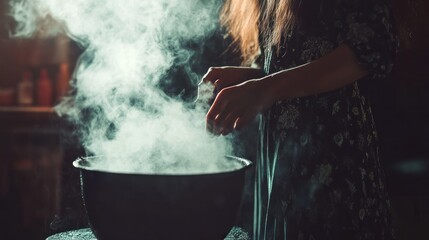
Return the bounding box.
[253,0,397,239]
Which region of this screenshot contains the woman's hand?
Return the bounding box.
[206,79,274,135]
[201,66,263,92]
[204,44,369,135]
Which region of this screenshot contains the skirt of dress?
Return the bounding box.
[253,82,394,240]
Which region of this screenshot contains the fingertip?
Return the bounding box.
[206,119,217,135]
[203,67,220,83]
[221,128,233,136]
[234,118,244,131]
[206,112,215,124]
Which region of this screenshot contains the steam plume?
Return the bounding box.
[10,0,235,174]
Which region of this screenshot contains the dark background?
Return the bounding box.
[0,0,428,239]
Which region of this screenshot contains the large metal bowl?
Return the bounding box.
[73,156,252,240]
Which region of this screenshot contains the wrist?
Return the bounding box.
[259,70,296,102]
[253,75,278,108]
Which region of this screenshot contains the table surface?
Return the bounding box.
[46,227,250,240]
[46,228,95,240]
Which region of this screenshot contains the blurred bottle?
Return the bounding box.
[17,71,34,106]
[56,63,70,101]
[36,68,53,106]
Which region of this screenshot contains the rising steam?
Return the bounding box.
[10,0,236,174]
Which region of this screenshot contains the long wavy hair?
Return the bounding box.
[220,0,308,65]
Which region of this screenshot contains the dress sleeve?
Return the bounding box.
[336,0,398,78]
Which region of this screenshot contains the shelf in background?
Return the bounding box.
[0,106,63,133]
[0,106,55,114]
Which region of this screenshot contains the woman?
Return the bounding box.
[203,0,397,239]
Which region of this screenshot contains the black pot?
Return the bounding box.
[73,156,253,240]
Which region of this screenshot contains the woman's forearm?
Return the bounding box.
[260,44,368,101]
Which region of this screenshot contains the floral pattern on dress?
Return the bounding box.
[253,0,397,239]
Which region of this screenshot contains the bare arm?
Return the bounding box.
[261,43,368,101]
[206,43,369,135]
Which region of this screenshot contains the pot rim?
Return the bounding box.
[73,155,253,177]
